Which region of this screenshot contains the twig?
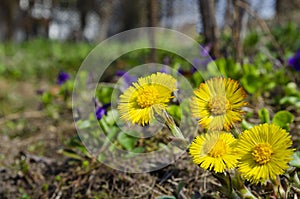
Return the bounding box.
[141,183,164,197]
[159,170,174,184]
[156,183,171,195]
[19,151,55,165]
[180,192,188,199]
[134,181,157,198]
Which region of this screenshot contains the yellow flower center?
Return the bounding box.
[208,95,230,116]
[136,86,159,108]
[208,139,227,158]
[252,143,273,164]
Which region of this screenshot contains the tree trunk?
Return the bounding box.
[165,0,174,28]
[232,0,248,63]
[76,0,93,40]
[148,0,158,62]
[118,0,148,32]
[198,0,220,58]
[0,0,18,40]
[95,0,115,41]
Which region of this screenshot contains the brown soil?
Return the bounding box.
[0,80,299,199]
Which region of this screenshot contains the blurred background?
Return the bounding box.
[0,0,298,43]
[1,0,300,63]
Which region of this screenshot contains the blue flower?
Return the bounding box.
[288,50,300,71]
[57,71,70,85]
[200,43,212,57]
[160,65,170,74]
[187,44,213,74]
[163,56,170,65]
[193,58,201,68]
[95,103,111,120]
[116,70,137,88]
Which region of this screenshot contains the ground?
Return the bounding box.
[0,78,221,199]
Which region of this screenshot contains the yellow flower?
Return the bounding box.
[190,77,247,131]
[118,72,176,126]
[189,132,238,173]
[236,123,294,184]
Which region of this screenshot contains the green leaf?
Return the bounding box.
[99,118,109,133]
[41,92,53,105]
[155,196,176,199]
[175,182,185,197]
[126,147,145,158]
[215,58,227,76]
[207,61,222,77]
[104,109,118,126]
[167,105,181,121]
[264,81,276,91]
[131,147,145,153]
[258,108,270,123]
[290,151,300,168]
[242,63,259,76]
[272,110,294,130]
[243,31,259,48]
[284,82,299,96]
[173,62,181,72]
[217,58,241,78]
[77,120,91,129]
[241,119,254,130]
[191,71,203,88]
[0,63,6,75]
[96,87,114,104]
[117,133,138,151]
[240,74,262,94]
[57,149,84,161]
[82,160,89,169]
[107,127,119,140]
[280,96,300,106]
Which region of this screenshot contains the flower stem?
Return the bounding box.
[234,171,258,199]
[155,109,188,149]
[272,176,286,198]
[239,185,258,199]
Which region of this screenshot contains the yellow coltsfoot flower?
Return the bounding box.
[190,77,247,131]
[118,72,177,126]
[189,132,238,173]
[236,123,294,184]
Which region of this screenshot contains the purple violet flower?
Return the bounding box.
[95,103,111,120]
[57,71,70,85]
[288,50,300,71]
[200,43,212,57]
[163,56,170,65]
[160,65,170,74]
[177,67,184,75]
[193,58,201,67]
[116,70,126,77]
[116,70,137,87]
